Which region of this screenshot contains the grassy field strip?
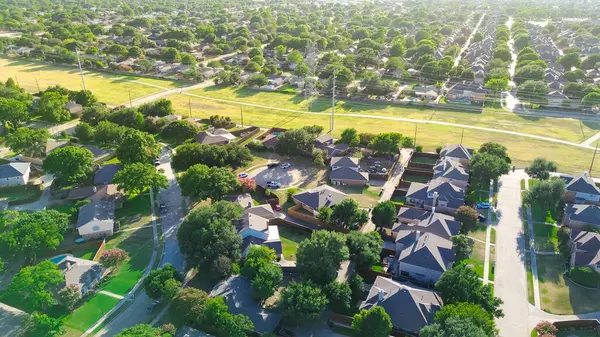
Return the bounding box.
[168,93,600,174]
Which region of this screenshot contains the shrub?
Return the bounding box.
[286,188,298,202]
[436,146,442,154]
[415,145,423,152]
[568,266,600,287]
[100,248,129,270]
[535,321,557,336]
[247,141,267,151]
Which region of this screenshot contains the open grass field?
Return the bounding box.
[0,58,183,106]
[167,92,600,175]
[279,226,310,261]
[537,254,600,314]
[187,85,600,143]
[62,293,120,332]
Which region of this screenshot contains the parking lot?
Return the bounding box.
[245,162,308,190]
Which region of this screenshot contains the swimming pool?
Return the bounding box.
[48,254,72,264]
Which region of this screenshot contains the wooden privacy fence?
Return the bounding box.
[93,238,107,262]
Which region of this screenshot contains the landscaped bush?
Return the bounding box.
[568,266,600,288]
[247,141,267,152]
[535,321,557,336]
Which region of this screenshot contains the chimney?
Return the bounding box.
[415,230,421,242]
[432,207,436,214]
[443,160,447,171]
[378,289,385,301]
[433,192,439,207]
[584,171,589,178]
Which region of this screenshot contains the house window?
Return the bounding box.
[92,225,100,231]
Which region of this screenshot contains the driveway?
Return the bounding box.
[494,170,530,337]
[247,164,307,190]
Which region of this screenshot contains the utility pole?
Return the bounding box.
[76,48,86,91]
[460,129,465,144]
[188,98,192,118]
[35,78,40,93]
[331,70,336,132]
[414,124,418,149]
[240,106,244,127]
[590,142,599,176]
[14,75,19,87]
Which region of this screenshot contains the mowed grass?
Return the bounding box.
[332,185,381,207]
[187,85,600,142]
[537,254,600,314]
[457,240,486,278]
[0,58,183,106]
[63,293,120,332]
[533,223,559,252]
[279,226,310,261]
[168,93,600,175]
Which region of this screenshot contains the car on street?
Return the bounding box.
[267,162,280,168]
[146,300,160,313]
[154,159,161,166]
[266,181,281,188]
[477,202,490,209]
[238,172,249,178]
[280,163,291,169]
[160,203,167,214]
[478,213,487,222]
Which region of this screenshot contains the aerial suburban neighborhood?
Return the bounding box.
[0,0,600,337]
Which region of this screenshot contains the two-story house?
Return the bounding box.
[563,204,600,230]
[393,207,461,240]
[432,158,469,189]
[330,156,369,187]
[439,144,473,167]
[395,231,455,285]
[0,162,31,187]
[569,229,600,272]
[562,172,600,205]
[235,204,282,258]
[405,178,466,215]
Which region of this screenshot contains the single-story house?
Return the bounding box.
[445,81,488,104]
[318,143,350,158]
[405,178,465,215]
[413,86,439,100]
[314,133,334,147]
[546,91,569,107]
[292,185,348,215]
[94,164,123,185]
[396,232,455,285]
[439,144,473,167]
[432,158,469,189]
[68,186,98,200]
[261,133,280,149]
[563,204,600,230]
[89,184,124,208]
[76,200,115,240]
[569,229,600,272]
[360,276,442,336]
[65,101,83,118]
[0,162,31,187]
[562,172,600,205]
[223,193,254,210]
[330,156,369,187]
[210,276,281,334]
[194,128,236,145]
[56,255,106,296]
[393,207,461,240]
[235,204,282,258]
[19,139,69,165]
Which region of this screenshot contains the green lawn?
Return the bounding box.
[410,157,438,164]
[0,185,42,203]
[62,293,120,332]
[371,262,384,273]
[168,92,600,175]
[533,224,559,252]
[531,204,558,224]
[332,185,381,207]
[0,58,183,106]
[401,174,431,183]
[468,225,488,242]
[537,254,600,314]
[520,179,526,191]
[115,193,153,230]
[526,255,535,305]
[490,228,496,244]
[489,246,495,281]
[278,226,310,261]
[457,240,486,278]
[391,195,406,205]
[71,244,100,260]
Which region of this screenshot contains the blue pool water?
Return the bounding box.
[49,254,70,264]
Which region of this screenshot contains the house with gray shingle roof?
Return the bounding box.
[292,185,348,215]
[0,162,31,187]
[360,276,442,336]
[235,204,282,257]
[563,204,600,230]
[396,232,455,285]
[439,144,473,167]
[56,255,106,296]
[330,156,369,187]
[394,207,461,240]
[0,303,27,336]
[94,164,123,185]
[176,327,214,337]
[405,178,465,215]
[76,200,115,240]
[194,128,236,145]
[562,172,600,205]
[432,158,469,189]
[569,229,600,272]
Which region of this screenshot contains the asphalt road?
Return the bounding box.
[92,147,186,336]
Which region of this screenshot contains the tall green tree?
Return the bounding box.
[346,231,383,269]
[368,132,403,155]
[113,163,168,194]
[6,261,64,311]
[251,263,283,301]
[43,146,94,184]
[143,264,183,299]
[38,91,70,122]
[420,317,489,337]
[23,313,64,337]
[469,153,511,187]
[116,130,161,164]
[281,281,328,324]
[324,281,352,314]
[340,128,360,147]
[5,127,49,157]
[478,142,511,163]
[371,201,396,229]
[523,177,565,213]
[433,302,496,337]
[297,231,349,285]
[456,205,479,233]
[178,164,239,201]
[558,52,582,70]
[106,108,144,129]
[526,158,558,180]
[275,129,315,157]
[330,199,369,230]
[0,97,29,128]
[351,306,393,337]
[114,324,175,337]
[172,143,253,171]
[170,288,209,325]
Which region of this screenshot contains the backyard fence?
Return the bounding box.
[287,204,322,225]
[93,239,107,262]
[232,126,261,145]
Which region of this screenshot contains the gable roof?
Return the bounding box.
[315,133,334,144]
[433,158,469,181]
[331,156,359,168]
[394,207,461,239]
[406,179,465,209]
[292,185,348,210]
[0,303,26,337]
[571,229,600,267]
[330,167,369,182]
[194,128,236,145]
[223,193,254,209]
[564,174,600,195]
[76,200,115,228]
[94,164,123,185]
[398,232,455,272]
[566,204,600,225]
[359,276,442,334]
[210,276,281,333]
[57,256,104,289]
[0,162,30,179]
[440,144,473,161]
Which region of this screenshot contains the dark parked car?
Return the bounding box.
[146,300,160,313]
[160,203,167,214]
[478,214,486,222]
[267,162,280,168]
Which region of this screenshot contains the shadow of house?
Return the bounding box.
[0,303,26,336]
